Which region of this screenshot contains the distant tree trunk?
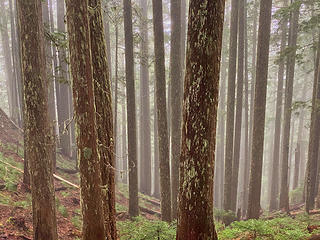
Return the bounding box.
[88,0,117,238]
[306,37,320,213]
[152,0,172,222]
[65,0,106,238]
[123,0,139,217]
[122,101,128,184]
[180,0,186,77]
[247,0,273,220]
[269,0,288,211]
[139,0,152,196]
[224,0,238,212]
[153,85,160,199]
[42,0,57,172]
[57,0,72,158]
[176,0,225,238]
[17,0,57,238]
[114,25,119,181]
[170,0,182,218]
[279,2,300,212]
[231,0,244,212]
[242,0,249,216]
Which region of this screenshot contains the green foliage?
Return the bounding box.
[214,208,238,225]
[56,198,68,218]
[117,216,176,240]
[71,215,82,230]
[290,186,304,205]
[219,215,313,240]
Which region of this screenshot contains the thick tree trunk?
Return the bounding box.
[170,0,182,218]
[224,0,238,211]
[65,0,106,238]
[247,0,273,220]
[122,102,128,184]
[152,0,172,222]
[279,2,300,212]
[153,86,160,199]
[176,1,225,238]
[123,0,139,217]
[231,0,245,212]
[17,0,57,238]
[139,0,152,196]
[269,0,288,211]
[88,0,117,238]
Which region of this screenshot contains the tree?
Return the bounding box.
[123,0,139,217]
[139,0,152,196]
[176,0,225,238]
[279,1,300,212]
[17,0,57,238]
[65,0,106,238]
[170,0,182,218]
[152,0,172,222]
[88,0,117,238]
[231,0,245,212]
[224,0,238,211]
[269,0,288,211]
[247,0,273,220]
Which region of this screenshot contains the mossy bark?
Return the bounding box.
[123,0,139,217]
[65,0,106,238]
[152,0,172,222]
[247,0,273,220]
[176,0,225,238]
[88,0,117,238]
[17,0,57,239]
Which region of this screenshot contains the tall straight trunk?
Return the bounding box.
[289,118,296,191]
[88,0,117,238]
[231,0,245,212]
[176,0,225,238]
[279,2,300,212]
[305,37,320,213]
[17,0,57,238]
[247,0,273,220]
[152,0,172,222]
[170,0,182,218]
[65,0,106,238]
[269,0,288,211]
[224,0,238,211]
[57,0,72,157]
[139,0,152,195]
[122,101,128,184]
[102,1,112,79]
[242,0,249,216]
[42,0,57,172]
[243,0,258,216]
[123,0,139,217]
[153,84,160,198]
[180,0,186,97]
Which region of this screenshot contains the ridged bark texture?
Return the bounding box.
[152,0,172,222]
[88,0,117,238]
[176,0,225,238]
[65,0,106,238]
[247,0,273,220]
[17,0,58,238]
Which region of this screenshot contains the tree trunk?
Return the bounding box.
[247,0,273,220]
[65,0,106,238]
[57,0,72,158]
[122,101,128,184]
[139,0,152,196]
[17,0,57,238]
[176,0,225,238]
[153,84,160,199]
[123,0,139,217]
[152,0,172,222]
[231,0,245,212]
[279,2,300,212]
[269,0,288,211]
[88,0,117,238]
[224,0,238,211]
[170,0,182,218]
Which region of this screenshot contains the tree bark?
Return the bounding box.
[65,0,106,238]
[17,0,57,238]
[247,0,273,220]
[176,0,225,238]
[123,0,139,217]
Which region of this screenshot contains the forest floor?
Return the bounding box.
[1,108,320,240]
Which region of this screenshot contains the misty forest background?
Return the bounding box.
[1,0,320,239]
